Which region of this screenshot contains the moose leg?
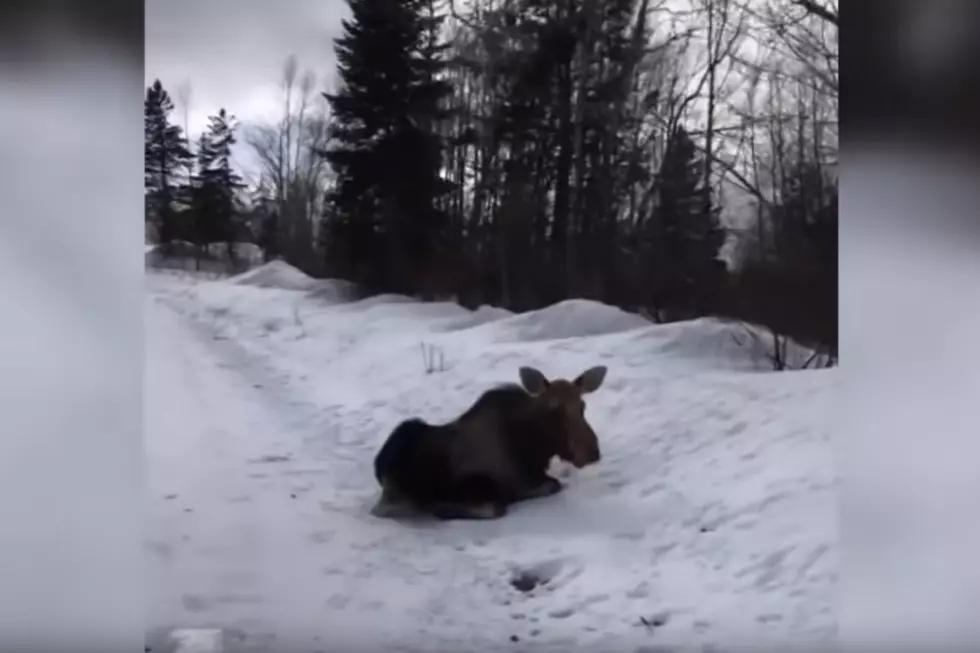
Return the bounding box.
[425,473,508,520]
[515,474,563,501]
[427,500,508,520]
[369,485,421,519]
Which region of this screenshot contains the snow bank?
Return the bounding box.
[482,299,651,343]
[222,260,359,310]
[612,317,825,372]
[438,305,514,332]
[229,259,320,291]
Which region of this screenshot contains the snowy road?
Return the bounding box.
[143,270,836,652]
[144,289,347,651]
[145,281,557,652]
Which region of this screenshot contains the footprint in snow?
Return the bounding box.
[249,454,291,464]
[509,557,567,594]
[638,610,670,631]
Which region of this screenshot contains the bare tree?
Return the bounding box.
[244,55,332,272]
[697,0,746,203]
[175,79,193,144]
[792,0,837,27]
[711,0,838,366]
[743,0,838,100]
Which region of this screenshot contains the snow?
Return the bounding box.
[169,629,224,653]
[473,299,651,343]
[438,304,514,332]
[145,261,836,652]
[227,259,323,292]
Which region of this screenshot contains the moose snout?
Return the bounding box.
[571,449,600,468]
[584,442,601,465]
[570,432,601,467]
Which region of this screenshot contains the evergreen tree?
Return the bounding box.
[190,109,244,263]
[322,0,453,295]
[144,79,191,250]
[189,132,216,259]
[643,125,727,319]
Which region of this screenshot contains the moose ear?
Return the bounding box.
[519,366,550,394]
[574,366,607,393]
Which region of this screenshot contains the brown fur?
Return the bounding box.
[371,365,608,520]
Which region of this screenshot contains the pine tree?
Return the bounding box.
[189,132,216,259]
[144,79,192,250]
[643,126,727,319]
[322,0,453,295]
[190,109,244,264]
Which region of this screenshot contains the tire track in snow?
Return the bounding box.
[146,288,377,651]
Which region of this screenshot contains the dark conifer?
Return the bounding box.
[145,79,192,250]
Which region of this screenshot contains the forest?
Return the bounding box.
[145,0,838,368]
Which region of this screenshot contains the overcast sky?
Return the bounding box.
[146,0,349,143]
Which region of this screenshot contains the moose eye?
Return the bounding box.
[563,401,584,416]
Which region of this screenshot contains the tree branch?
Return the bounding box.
[792,0,838,27]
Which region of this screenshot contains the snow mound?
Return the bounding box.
[229,260,319,291]
[339,293,418,311]
[485,299,650,342]
[438,305,514,332]
[627,318,822,370]
[350,298,469,325]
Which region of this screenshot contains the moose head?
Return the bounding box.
[518,365,608,468]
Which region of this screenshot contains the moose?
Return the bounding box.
[370,365,609,520]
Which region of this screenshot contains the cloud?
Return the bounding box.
[145,0,348,137]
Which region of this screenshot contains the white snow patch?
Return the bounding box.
[228,260,320,291]
[438,305,514,332]
[170,628,223,653]
[145,271,836,651]
[481,298,652,342]
[613,317,825,372]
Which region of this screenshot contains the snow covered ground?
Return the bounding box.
[144,262,836,652]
